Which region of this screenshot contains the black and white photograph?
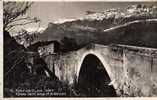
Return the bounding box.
[3,0,157,98]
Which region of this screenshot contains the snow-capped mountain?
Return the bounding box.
[82,4,157,21]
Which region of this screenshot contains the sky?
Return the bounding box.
[23,2,157,32]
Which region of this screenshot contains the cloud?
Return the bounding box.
[53,18,77,24]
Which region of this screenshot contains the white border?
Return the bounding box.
[0,0,3,99]
[3,0,157,2]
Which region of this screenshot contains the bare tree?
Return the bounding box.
[3,2,40,31]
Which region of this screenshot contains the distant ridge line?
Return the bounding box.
[103,18,157,32]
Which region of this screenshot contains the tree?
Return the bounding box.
[3,2,40,31]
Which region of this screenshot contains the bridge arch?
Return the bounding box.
[76,51,113,82]
[75,51,116,96]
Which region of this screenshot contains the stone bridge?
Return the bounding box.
[43,44,157,96]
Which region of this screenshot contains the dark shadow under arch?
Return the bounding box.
[76,54,117,97]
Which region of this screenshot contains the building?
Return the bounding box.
[37,41,60,56]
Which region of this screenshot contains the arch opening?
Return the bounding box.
[75,54,116,97]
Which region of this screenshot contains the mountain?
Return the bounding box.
[30,4,157,50]
[100,19,157,48]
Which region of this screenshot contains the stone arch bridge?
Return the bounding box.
[43,44,157,96]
